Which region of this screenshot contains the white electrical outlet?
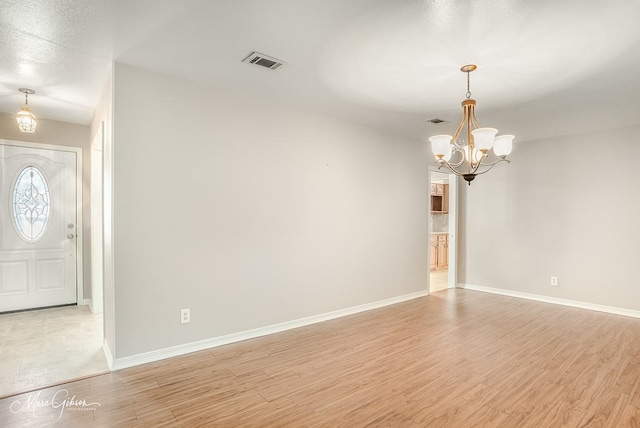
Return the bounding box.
[550,277,559,286]
[180,308,191,324]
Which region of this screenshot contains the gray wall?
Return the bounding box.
[0,113,92,299]
[458,123,640,311]
[110,63,429,358]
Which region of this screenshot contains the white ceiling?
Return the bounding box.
[1,0,640,142]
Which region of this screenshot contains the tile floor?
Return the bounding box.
[0,305,109,399]
[429,269,449,292]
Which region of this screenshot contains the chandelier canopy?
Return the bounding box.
[428,65,513,185]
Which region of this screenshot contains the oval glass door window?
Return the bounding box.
[12,166,51,243]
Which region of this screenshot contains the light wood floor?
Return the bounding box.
[2,289,640,427]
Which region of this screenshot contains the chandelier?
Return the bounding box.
[16,88,37,133]
[428,65,513,185]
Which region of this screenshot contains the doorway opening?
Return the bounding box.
[429,170,457,293]
[0,139,108,399]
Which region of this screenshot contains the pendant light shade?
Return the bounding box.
[471,127,498,152]
[16,88,37,133]
[428,135,453,159]
[493,135,514,157]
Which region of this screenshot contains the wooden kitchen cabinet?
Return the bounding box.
[430,235,438,271]
[437,234,448,269]
[430,233,448,271]
[430,184,449,213]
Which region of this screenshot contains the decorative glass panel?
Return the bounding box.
[12,166,51,243]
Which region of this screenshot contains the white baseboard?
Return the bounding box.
[459,283,640,319]
[111,290,428,371]
[84,298,92,312]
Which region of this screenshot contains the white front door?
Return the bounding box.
[0,143,78,312]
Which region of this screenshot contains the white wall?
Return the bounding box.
[0,113,91,298]
[111,63,429,358]
[458,123,640,311]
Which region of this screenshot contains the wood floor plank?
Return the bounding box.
[2,289,640,426]
[617,404,640,427]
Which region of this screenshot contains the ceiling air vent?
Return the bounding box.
[242,52,286,70]
[427,118,448,125]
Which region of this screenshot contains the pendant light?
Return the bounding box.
[16,88,37,133]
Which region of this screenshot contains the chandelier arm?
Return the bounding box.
[437,156,510,178]
[467,105,477,173]
[445,159,465,169]
[437,158,476,176]
[467,105,475,142]
[437,161,481,177]
[446,147,466,167]
[464,154,487,176]
[451,112,467,145]
[470,105,480,129]
[473,164,499,176]
[436,162,457,175]
[436,160,459,172]
[478,157,511,168]
[436,151,468,173]
[466,104,473,146]
[473,158,511,176]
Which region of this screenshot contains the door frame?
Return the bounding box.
[427,167,458,292]
[446,172,457,289]
[90,124,104,314]
[0,139,84,305]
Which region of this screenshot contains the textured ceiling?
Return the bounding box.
[1,0,639,142]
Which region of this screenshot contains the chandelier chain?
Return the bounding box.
[465,71,471,99]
